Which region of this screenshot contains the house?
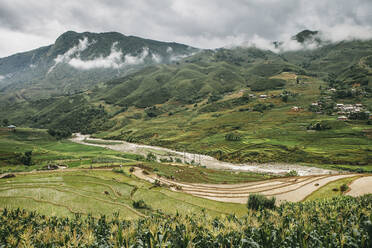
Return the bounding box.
[329,88,336,92]
[355,103,363,107]
[311,102,319,106]
[259,95,267,99]
[336,103,344,108]
[7,125,16,129]
[337,116,348,121]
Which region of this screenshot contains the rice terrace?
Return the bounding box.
[1,1,372,247]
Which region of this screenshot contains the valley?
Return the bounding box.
[0,28,371,247]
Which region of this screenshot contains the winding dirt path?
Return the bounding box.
[132,167,359,204]
[71,133,338,176]
[346,176,372,197]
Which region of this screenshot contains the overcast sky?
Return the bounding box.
[0,0,372,57]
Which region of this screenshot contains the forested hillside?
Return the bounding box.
[1,32,371,168]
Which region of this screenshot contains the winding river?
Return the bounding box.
[70,133,338,176]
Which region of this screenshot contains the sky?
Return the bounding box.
[0,0,372,57]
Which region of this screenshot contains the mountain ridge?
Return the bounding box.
[0,30,198,102]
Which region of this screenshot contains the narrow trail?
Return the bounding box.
[70,133,338,176]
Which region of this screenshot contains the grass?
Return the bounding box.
[0,169,247,219]
[0,128,142,173]
[137,161,274,184]
[92,73,371,169]
[304,176,361,201]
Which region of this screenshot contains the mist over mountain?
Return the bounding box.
[0,31,197,102]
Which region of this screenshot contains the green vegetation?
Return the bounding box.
[0,128,272,185]
[0,128,142,173]
[137,161,272,184]
[305,176,360,201]
[285,170,299,177]
[247,194,276,210]
[0,31,196,102]
[1,33,372,171]
[1,195,371,247]
[0,169,246,219]
[250,78,286,91]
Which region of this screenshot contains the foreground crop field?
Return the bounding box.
[1,195,371,247]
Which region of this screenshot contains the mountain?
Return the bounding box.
[291,29,320,44]
[0,31,198,102]
[1,30,371,167]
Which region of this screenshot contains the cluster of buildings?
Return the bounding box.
[335,103,364,114]
[335,103,370,121]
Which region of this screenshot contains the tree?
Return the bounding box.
[18,151,33,166]
[146,152,157,161]
[47,128,72,140]
[2,119,9,127]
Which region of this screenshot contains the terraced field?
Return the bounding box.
[133,168,365,203]
[0,169,248,219]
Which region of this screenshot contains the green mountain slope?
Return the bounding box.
[1,32,371,169]
[0,31,197,102]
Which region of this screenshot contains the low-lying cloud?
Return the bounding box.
[123,47,149,65]
[0,75,5,81]
[48,37,93,73]
[48,37,165,72]
[68,42,124,70]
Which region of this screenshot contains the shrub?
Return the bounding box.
[207,94,223,103]
[146,152,157,162]
[285,170,299,177]
[145,106,163,118]
[247,194,276,210]
[225,132,241,141]
[48,128,72,140]
[153,179,161,187]
[132,200,150,209]
[16,151,33,166]
[340,183,349,192]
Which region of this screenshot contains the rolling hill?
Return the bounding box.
[0,30,371,168]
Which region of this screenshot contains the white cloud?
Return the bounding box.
[48,37,92,73]
[49,41,163,70]
[68,42,124,69]
[0,75,5,81]
[123,47,149,65]
[2,0,372,57]
[151,53,162,63]
[166,46,173,53]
